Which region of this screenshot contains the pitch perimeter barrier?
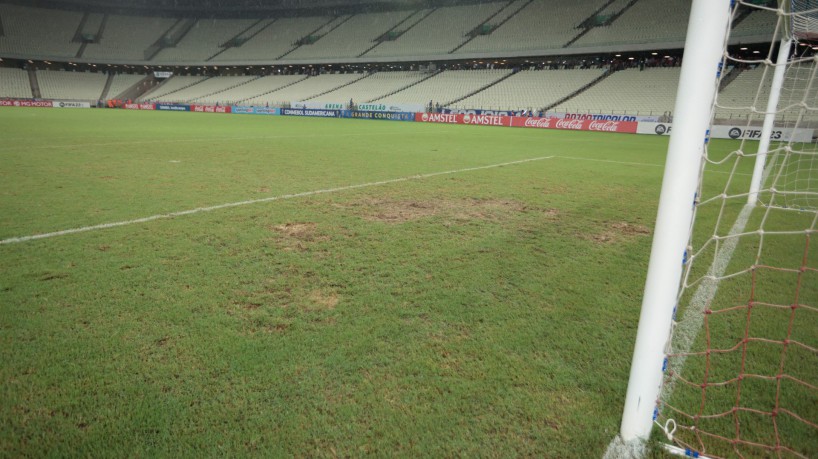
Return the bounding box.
[124,103,156,110]
[0,99,67,108]
[341,110,415,121]
[415,112,639,133]
[637,122,814,142]
[190,105,231,114]
[280,108,339,118]
[232,106,280,115]
[156,104,190,111]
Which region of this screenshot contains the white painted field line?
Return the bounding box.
[555,155,751,176]
[0,156,553,245]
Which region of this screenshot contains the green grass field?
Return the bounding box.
[0,108,814,458]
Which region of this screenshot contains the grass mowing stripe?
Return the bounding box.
[0,155,554,245]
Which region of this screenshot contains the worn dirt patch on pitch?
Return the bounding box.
[590,221,652,244]
[340,198,539,223]
[270,222,328,251]
[308,290,339,310]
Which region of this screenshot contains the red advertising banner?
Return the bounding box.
[510,117,638,133]
[123,103,156,110]
[0,100,54,107]
[190,105,232,114]
[415,112,637,134]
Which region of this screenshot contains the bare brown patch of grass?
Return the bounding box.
[340,198,538,223]
[308,290,339,310]
[589,221,652,244]
[270,222,328,251]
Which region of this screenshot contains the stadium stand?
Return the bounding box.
[553,67,681,116]
[192,75,307,105]
[141,75,209,101]
[82,14,176,61]
[373,69,512,106]
[715,64,818,122]
[285,11,414,60]
[0,4,81,58]
[730,7,778,42]
[570,0,691,49]
[242,72,366,106]
[160,75,257,102]
[153,19,256,62]
[363,3,506,57]
[212,16,334,62]
[0,67,33,98]
[106,73,147,99]
[451,68,608,111]
[37,69,108,101]
[459,0,607,54]
[304,71,429,104]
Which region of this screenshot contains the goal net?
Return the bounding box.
[612,1,817,458]
[657,1,817,457]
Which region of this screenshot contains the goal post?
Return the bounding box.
[612,0,818,457]
[619,0,734,443]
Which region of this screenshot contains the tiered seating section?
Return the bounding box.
[83,15,177,61]
[37,70,107,101]
[451,68,607,112]
[461,0,606,54]
[154,19,255,62]
[374,69,511,106]
[0,67,33,98]
[0,1,776,63]
[0,4,81,58]
[554,67,681,116]
[571,0,691,48]
[716,64,818,122]
[364,3,505,57]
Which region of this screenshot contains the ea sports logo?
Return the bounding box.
[728,127,743,139]
[59,102,65,108]
[421,113,429,122]
[654,124,667,135]
[463,114,471,124]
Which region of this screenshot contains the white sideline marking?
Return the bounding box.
[555,156,750,176]
[0,156,553,245]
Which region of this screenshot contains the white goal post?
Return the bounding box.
[611,0,818,457]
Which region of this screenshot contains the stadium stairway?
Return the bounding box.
[277,16,351,60]
[303,72,373,101]
[142,75,212,101]
[360,8,438,57]
[564,0,628,47]
[357,10,418,58]
[237,75,310,104]
[113,74,157,101]
[445,70,516,106]
[450,0,515,53]
[543,67,612,111]
[27,67,41,99]
[207,18,274,61]
[368,69,442,103]
[72,12,87,43]
[190,75,264,102]
[99,72,115,100]
[144,18,196,61]
[718,65,746,91]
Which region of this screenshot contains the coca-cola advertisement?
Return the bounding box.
[510,117,638,133]
[190,105,232,114]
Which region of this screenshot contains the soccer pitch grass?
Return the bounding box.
[0,107,807,457]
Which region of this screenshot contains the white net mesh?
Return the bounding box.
[656,1,818,457]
